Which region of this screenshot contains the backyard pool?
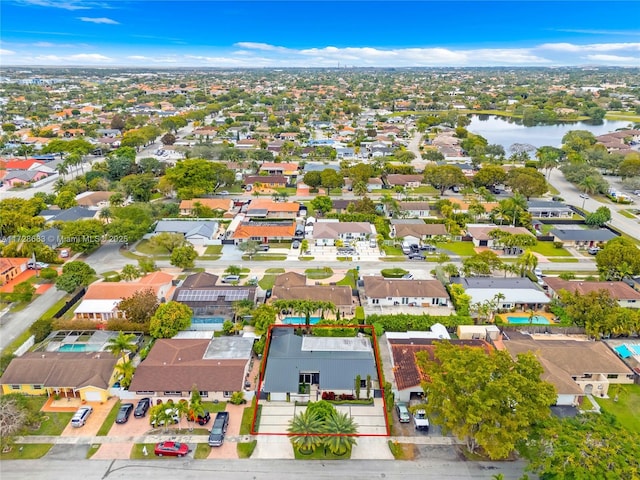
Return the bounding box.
[191,317,225,325]
[282,317,322,325]
[614,344,640,358]
[506,315,551,325]
[58,343,101,352]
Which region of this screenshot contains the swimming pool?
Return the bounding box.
[282,316,322,325]
[191,317,225,325]
[614,344,640,358]
[58,344,101,352]
[506,315,551,325]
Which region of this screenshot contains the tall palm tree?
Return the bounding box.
[99,207,111,224]
[516,250,538,277]
[105,331,138,362]
[322,410,358,455]
[114,360,135,389]
[353,181,368,197]
[55,162,69,180]
[579,176,599,195]
[175,399,190,431]
[288,409,324,453]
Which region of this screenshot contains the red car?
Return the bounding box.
[154,441,190,457]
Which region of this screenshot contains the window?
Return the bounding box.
[401,297,409,305]
[137,391,154,395]
[32,385,42,390]
[163,391,182,396]
[199,391,208,398]
[11,385,20,390]
[360,379,367,388]
[372,299,379,305]
[223,391,232,398]
[607,374,618,379]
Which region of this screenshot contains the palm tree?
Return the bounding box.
[233,299,255,323]
[516,250,538,277]
[55,162,69,180]
[105,331,138,362]
[114,360,135,389]
[120,264,141,281]
[322,410,358,455]
[175,399,190,431]
[288,409,324,453]
[99,207,111,224]
[579,176,599,195]
[353,181,368,197]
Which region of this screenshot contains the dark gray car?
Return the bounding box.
[115,403,134,424]
[208,411,229,447]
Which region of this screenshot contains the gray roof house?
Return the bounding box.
[39,206,98,223]
[312,221,375,246]
[153,220,218,245]
[35,227,62,248]
[452,277,550,310]
[527,200,572,218]
[261,328,379,402]
[550,228,617,249]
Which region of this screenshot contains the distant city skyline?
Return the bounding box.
[1,0,639,68]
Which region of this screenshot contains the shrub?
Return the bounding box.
[230,391,246,405]
[30,318,53,343]
[381,268,408,278]
[39,267,58,281]
[322,391,336,401]
[553,241,564,249]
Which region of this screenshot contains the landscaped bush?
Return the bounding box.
[381,268,408,278]
[367,313,473,332]
[30,318,53,343]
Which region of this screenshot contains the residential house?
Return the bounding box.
[449,199,498,217]
[178,198,234,217]
[362,276,450,308]
[75,191,117,210]
[503,330,634,404]
[385,174,423,189]
[395,201,432,218]
[243,175,288,189]
[452,277,550,311]
[128,337,255,401]
[261,328,380,407]
[527,200,573,218]
[1,351,118,402]
[367,178,384,191]
[390,220,447,242]
[270,273,356,317]
[549,228,618,250]
[153,220,218,245]
[172,272,257,322]
[39,206,98,223]
[331,199,359,214]
[543,278,640,309]
[466,224,534,248]
[74,272,174,322]
[312,221,376,246]
[259,162,299,182]
[230,219,296,243]
[2,170,50,187]
[0,257,29,286]
[245,198,300,219]
[34,227,62,249]
[388,336,490,402]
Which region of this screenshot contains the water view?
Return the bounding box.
[468,115,634,151]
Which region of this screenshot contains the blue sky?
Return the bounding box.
[1,1,639,67]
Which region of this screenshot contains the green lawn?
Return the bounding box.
[548,257,580,263]
[242,254,287,261]
[237,440,257,458]
[135,239,170,256]
[258,274,276,291]
[96,401,121,436]
[25,410,74,436]
[619,210,637,219]
[528,242,571,257]
[0,444,53,459]
[299,256,315,261]
[336,269,358,288]
[381,245,404,256]
[597,384,640,435]
[265,268,286,274]
[194,443,211,459]
[293,447,352,459]
[436,241,476,256]
[305,268,334,280]
[204,245,223,255]
[408,186,438,195]
[201,401,227,413]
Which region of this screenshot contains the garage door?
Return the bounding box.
[84,391,102,402]
[556,394,575,406]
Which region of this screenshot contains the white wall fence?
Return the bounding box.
[14,335,35,356]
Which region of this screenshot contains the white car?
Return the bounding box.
[71,406,93,428]
[579,193,589,199]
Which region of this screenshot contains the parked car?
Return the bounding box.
[154,441,190,457]
[579,193,590,199]
[189,411,211,425]
[257,244,270,251]
[402,273,414,279]
[60,249,69,258]
[420,245,437,253]
[534,267,543,277]
[71,406,93,428]
[208,411,230,447]
[588,246,601,255]
[221,275,240,283]
[292,240,300,249]
[408,254,426,260]
[134,397,151,418]
[395,403,410,423]
[413,409,430,431]
[115,403,134,424]
[27,261,49,270]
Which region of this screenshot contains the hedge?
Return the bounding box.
[367,313,473,332]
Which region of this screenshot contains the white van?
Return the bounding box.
[222,275,240,283]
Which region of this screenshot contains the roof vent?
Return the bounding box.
[42,354,46,358]
[178,357,181,361]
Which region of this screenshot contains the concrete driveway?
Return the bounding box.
[60,397,118,437]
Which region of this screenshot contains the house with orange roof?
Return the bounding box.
[449,198,498,217]
[0,258,30,286]
[74,272,174,323]
[5,159,45,171]
[230,219,296,243]
[246,198,299,219]
[259,162,299,182]
[179,198,234,217]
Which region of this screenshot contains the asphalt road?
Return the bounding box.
[0,458,532,480]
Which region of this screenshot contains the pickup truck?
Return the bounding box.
[413,409,429,431]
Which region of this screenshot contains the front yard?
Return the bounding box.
[597,384,640,435]
[435,241,476,256]
[528,242,571,257]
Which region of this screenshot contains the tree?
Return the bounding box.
[170,244,198,269]
[164,159,234,198]
[30,318,53,342]
[106,147,136,180]
[516,249,538,277]
[225,265,242,276]
[118,288,159,324]
[0,395,30,446]
[323,409,358,455]
[618,153,640,178]
[251,304,277,336]
[558,289,618,338]
[237,240,261,259]
[60,219,105,252]
[310,196,332,215]
[55,190,77,209]
[55,261,95,293]
[120,173,157,202]
[161,132,176,145]
[415,342,556,460]
[114,360,135,389]
[505,167,547,199]
[596,237,640,280]
[303,171,322,189]
[320,169,344,191]
[149,301,193,338]
[472,165,506,188]
[105,331,138,362]
[150,232,186,254]
[120,264,141,281]
[12,281,35,302]
[423,165,467,195]
[523,412,640,479]
[288,408,324,453]
[585,206,611,227]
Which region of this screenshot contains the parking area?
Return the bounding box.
[60,397,118,437]
[206,403,243,459]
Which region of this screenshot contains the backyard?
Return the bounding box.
[597,384,640,435]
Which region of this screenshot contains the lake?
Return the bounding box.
[467,115,634,151]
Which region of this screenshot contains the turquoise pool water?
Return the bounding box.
[282,317,322,325]
[506,316,550,325]
[614,345,640,358]
[191,317,225,324]
[58,344,100,352]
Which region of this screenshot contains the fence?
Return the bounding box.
[500,325,586,335]
[14,335,35,356]
[53,287,86,319]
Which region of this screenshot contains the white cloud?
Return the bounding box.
[78,17,119,25]
[234,42,288,52]
[586,54,640,63]
[0,49,16,56]
[16,0,94,10]
[127,55,148,60]
[540,42,640,53]
[69,53,111,62]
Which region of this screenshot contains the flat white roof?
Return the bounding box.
[465,288,550,305]
[301,336,371,352]
[74,299,119,314]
